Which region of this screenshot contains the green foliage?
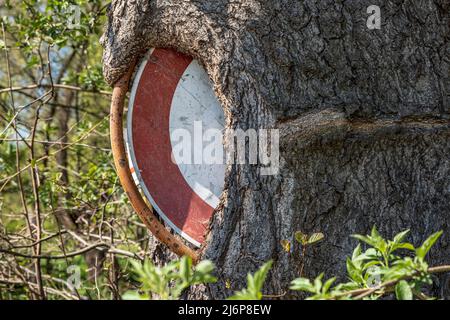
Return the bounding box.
[122,257,217,300]
[416,231,443,260]
[395,280,413,300]
[63,64,107,92]
[228,261,273,300]
[110,228,447,301]
[291,227,444,300]
[290,273,337,300]
[0,0,131,300]
[281,230,324,254]
[2,0,105,49]
[294,231,325,246]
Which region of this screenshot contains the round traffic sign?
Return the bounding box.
[126,48,225,247]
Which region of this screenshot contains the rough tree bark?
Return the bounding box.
[101,0,450,299]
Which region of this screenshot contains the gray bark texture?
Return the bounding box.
[102,0,450,299]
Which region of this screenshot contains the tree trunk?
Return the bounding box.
[101,0,450,299]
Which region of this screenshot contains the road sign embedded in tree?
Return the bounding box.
[126,48,225,246]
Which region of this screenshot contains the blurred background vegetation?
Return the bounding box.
[0,0,157,299]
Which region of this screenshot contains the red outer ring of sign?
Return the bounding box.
[110,65,197,262]
[130,48,214,245]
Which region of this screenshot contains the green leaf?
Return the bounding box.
[194,260,215,276]
[322,277,336,293]
[361,260,381,271]
[392,242,415,251]
[26,55,40,69]
[193,270,216,284]
[353,227,389,256]
[416,231,443,260]
[333,282,361,292]
[314,273,324,293]
[179,256,192,282]
[393,229,410,244]
[371,226,382,239]
[122,291,148,300]
[307,232,325,245]
[228,260,272,300]
[290,277,315,292]
[346,258,363,283]
[351,234,376,247]
[124,257,216,300]
[280,239,291,253]
[353,248,379,264]
[395,280,413,300]
[390,229,415,252]
[251,261,272,292]
[295,231,308,245]
[351,244,362,262]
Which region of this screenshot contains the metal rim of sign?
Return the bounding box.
[110,58,197,262]
[111,48,224,255]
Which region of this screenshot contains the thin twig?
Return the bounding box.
[0,83,112,96]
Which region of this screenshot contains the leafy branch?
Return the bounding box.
[290,227,449,300]
[122,256,217,300]
[228,261,273,300]
[123,227,449,300]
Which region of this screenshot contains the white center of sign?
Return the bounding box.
[169,60,225,209]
